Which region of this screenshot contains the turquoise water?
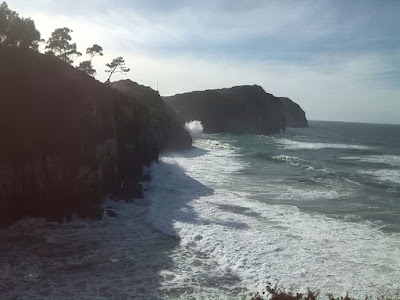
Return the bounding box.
[208,121,400,232]
[148,120,400,297]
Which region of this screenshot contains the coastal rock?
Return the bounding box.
[279,97,308,128]
[164,85,287,134]
[0,47,190,226]
[111,80,192,151]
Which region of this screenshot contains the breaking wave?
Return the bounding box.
[185,120,203,139]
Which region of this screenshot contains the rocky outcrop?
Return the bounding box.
[164,85,286,134]
[0,47,190,226]
[111,80,192,151]
[279,97,308,128]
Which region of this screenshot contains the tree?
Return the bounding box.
[77,60,96,76]
[45,27,81,64]
[76,43,102,76]
[86,44,103,62]
[0,2,15,41]
[0,2,41,50]
[105,57,130,83]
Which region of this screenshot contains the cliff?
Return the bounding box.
[164,85,286,134]
[111,80,192,151]
[279,97,308,128]
[0,47,190,226]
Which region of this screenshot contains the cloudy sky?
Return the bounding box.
[8,0,400,124]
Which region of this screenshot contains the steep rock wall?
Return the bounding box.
[0,47,190,226]
[164,85,286,134]
[111,80,192,151]
[279,97,308,128]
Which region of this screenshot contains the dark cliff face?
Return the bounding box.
[164,85,286,134]
[111,80,192,151]
[279,97,309,128]
[0,47,188,226]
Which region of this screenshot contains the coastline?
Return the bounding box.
[1,135,400,299]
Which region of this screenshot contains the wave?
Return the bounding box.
[146,144,400,298]
[244,151,301,165]
[272,182,352,200]
[278,139,374,150]
[195,139,243,151]
[341,155,400,167]
[184,120,203,139]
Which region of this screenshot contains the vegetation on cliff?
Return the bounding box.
[45,27,82,63]
[0,1,41,50]
[1,2,131,80]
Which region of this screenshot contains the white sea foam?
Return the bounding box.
[274,185,350,200]
[278,139,373,150]
[271,155,300,165]
[196,139,243,151]
[0,196,240,299]
[147,141,400,298]
[185,120,204,139]
[341,155,400,167]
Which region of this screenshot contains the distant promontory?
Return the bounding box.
[164,85,308,134]
[279,97,309,128]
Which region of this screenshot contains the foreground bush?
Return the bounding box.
[250,283,400,300]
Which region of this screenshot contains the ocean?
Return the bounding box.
[1,120,399,299]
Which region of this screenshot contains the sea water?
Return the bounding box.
[1,121,399,299]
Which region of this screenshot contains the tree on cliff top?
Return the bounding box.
[45,27,81,64]
[0,1,41,50]
[105,57,130,83]
[77,44,103,76]
[77,60,96,76]
[86,44,103,62]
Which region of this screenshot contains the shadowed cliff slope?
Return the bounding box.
[0,47,190,226]
[279,97,308,128]
[111,80,192,151]
[164,85,287,134]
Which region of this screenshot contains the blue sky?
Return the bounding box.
[8,0,400,124]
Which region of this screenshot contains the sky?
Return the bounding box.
[8,0,400,124]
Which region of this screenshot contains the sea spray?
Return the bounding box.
[185,120,203,139]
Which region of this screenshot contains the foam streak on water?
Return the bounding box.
[341,155,400,167]
[358,169,400,184]
[278,139,373,150]
[147,139,400,298]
